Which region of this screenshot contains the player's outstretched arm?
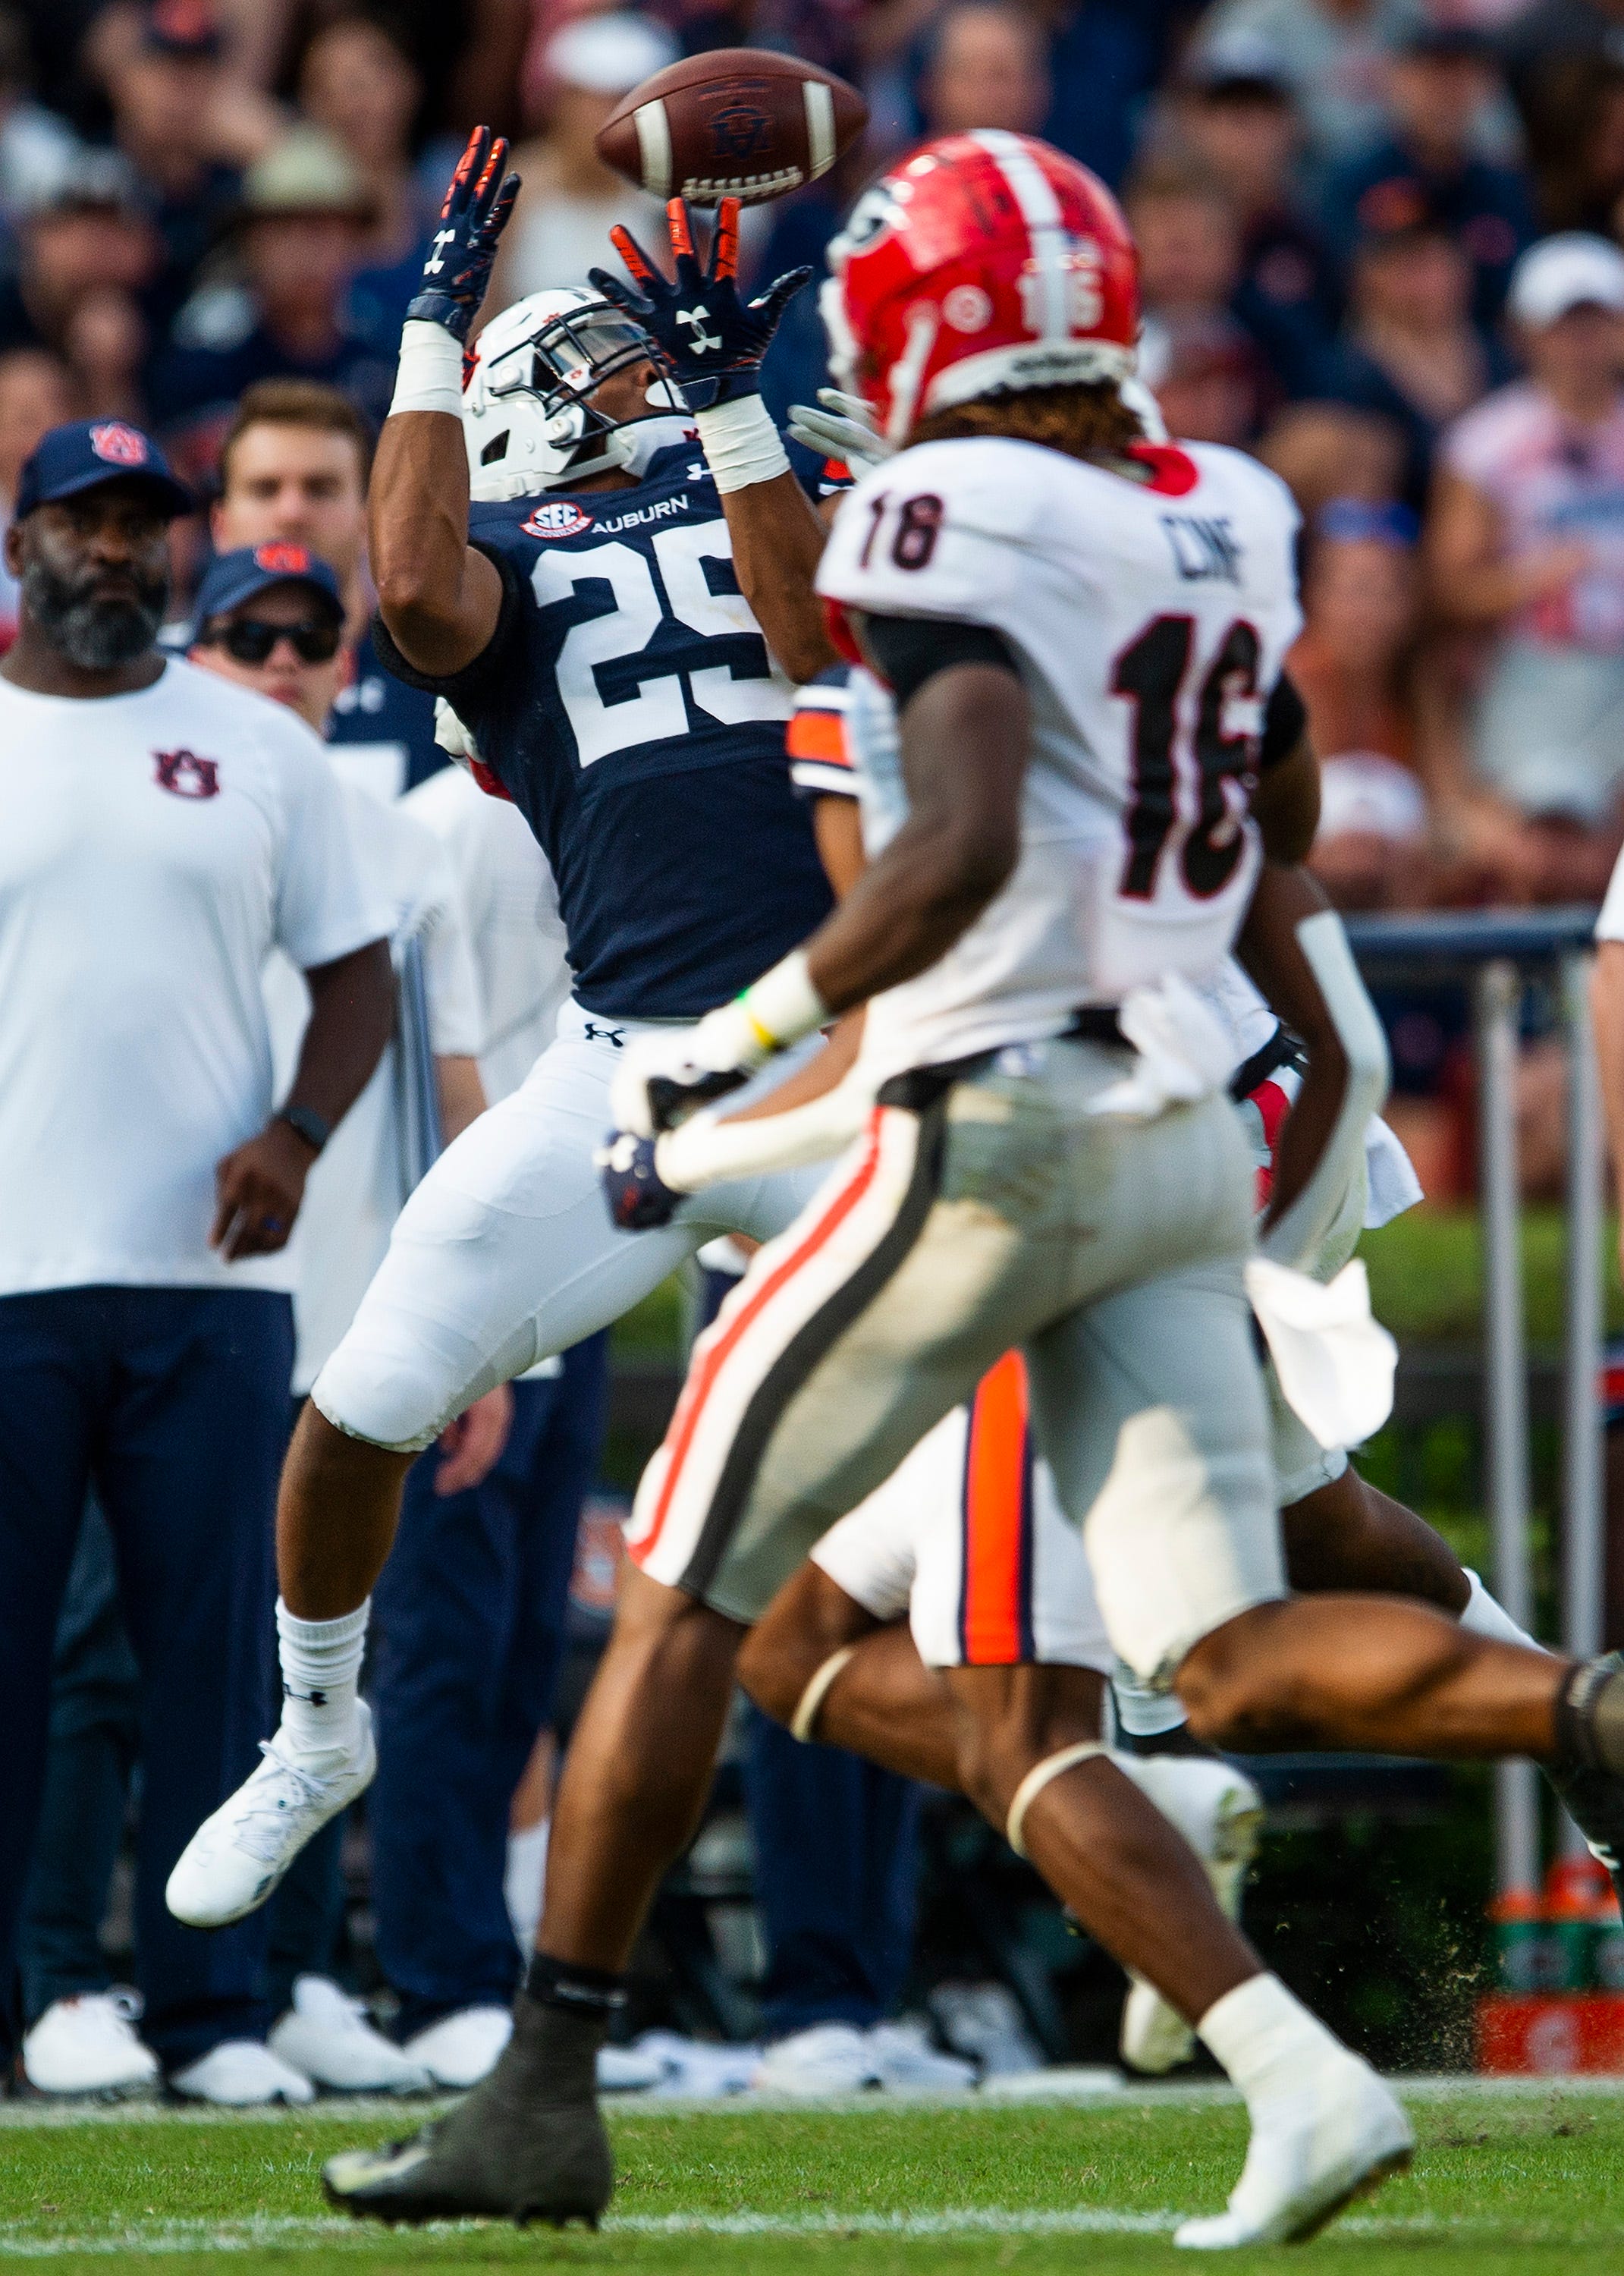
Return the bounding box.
[603,623,1026,1152]
[371,126,514,678]
[801,624,1028,1012]
[592,200,837,683]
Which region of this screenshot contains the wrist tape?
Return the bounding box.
[695,394,791,494]
[389,320,464,419]
[1556,1657,1624,1774]
[694,950,828,1076]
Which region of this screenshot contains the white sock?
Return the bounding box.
[1459,1569,1546,1655]
[1197,1973,1350,2115]
[276,1598,369,1756]
[504,1819,549,1953]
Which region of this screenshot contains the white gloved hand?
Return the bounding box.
[434,697,479,765]
[787,388,893,473]
[608,1026,752,1140]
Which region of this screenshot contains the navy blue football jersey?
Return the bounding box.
[376,438,833,1020]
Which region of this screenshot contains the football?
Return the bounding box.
[595,48,868,207]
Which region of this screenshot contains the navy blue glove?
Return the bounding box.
[589,198,812,412]
[408,125,519,343]
[597,1130,686,1231]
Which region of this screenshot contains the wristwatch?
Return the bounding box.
[277,1104,332,1156]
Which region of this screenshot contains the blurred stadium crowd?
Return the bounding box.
[8,0,1624,2103]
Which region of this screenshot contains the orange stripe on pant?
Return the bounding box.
[631,1111,887,1570]
[957,1349,1033,1665]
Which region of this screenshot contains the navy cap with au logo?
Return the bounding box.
[193,542,344,625]
[14,420,194,522]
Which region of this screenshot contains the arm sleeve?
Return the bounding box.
[273,730,393,970]
[787,670,859,800]
[1259,671,1308,772]
[856,614,1019,708]
[371,539,526,709]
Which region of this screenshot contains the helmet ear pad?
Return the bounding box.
[462,287,668,499]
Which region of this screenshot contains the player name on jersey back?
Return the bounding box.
[814,433,1303,1080]
[391,439,833,1022]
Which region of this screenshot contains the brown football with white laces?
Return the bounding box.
[595,48,867,207]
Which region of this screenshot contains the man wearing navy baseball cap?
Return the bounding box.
[189,542,347,730]
[0,418,395,2105]
[7,420,193,674]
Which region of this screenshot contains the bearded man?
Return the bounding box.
[0,418,393,2103]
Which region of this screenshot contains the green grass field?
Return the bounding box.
[6,2083,1624,2274]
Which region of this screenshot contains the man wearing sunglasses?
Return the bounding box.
[189,542,347,723]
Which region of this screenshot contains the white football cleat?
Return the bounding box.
[21,1991,159,2098]
[402,2004,512,2089]
[865,2020,977,2091]
[1119,1759,1264,2075]
[928,1982,1044,2076]
[596,2040,667,2092]
[169,2039,316,2107]
[1174,2057,1412,2249]
[166,1706,375,1929]
[753,2021,878,2095]
[267,1976,432,2095]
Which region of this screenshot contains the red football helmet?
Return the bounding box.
[821,131,1139,445]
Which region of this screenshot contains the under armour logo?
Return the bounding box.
[583,1022,627,1048]
[424,228,456,276]
[675,303,722,356]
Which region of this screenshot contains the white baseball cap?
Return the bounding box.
[545,12,677,96]
[1507,233,1624,329]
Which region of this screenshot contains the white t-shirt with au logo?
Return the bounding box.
[0,656,389,1297]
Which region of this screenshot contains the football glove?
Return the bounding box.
[597,1130,686,1231]
[589,199,811,412]
[609,1027,756,1140]
[408,126,519,343]
[786,388,893,474]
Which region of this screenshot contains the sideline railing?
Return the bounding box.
[1344,906,1603,1893]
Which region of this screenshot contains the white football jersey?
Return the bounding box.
[815,434,1302,1080]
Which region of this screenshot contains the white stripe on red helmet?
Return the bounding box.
[822,134,1140,441]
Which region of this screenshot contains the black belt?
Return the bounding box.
[1070,1005,1303,1102]
[1066,1006,1128,1048]
[1228,1022,1304,1104]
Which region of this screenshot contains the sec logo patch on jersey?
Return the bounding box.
[523,500,595,541]
[154,749,220,800]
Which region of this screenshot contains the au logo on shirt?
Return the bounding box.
[154,748,221,800]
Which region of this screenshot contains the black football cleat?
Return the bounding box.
[321,1992,612,2227]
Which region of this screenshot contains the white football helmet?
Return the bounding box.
[463,287,685,500]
